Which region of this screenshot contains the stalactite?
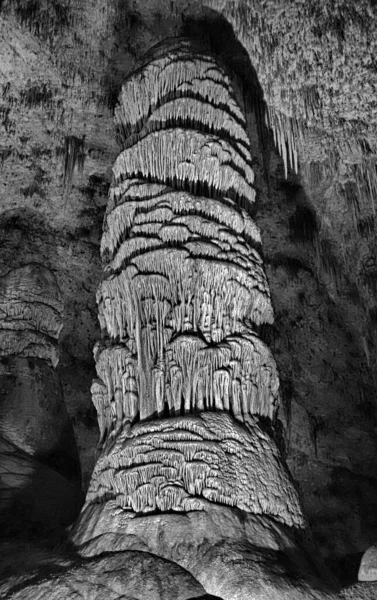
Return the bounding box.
[114,43,246,143]
[113,129,255,205]
[265,107,300,178]
[63,135,85,189]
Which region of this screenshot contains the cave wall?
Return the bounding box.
[0,0,377,580]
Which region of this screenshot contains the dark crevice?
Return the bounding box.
[115,170,255,216]
[180,10,271,186]
[119,110,250,163]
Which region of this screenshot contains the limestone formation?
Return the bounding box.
[0,548,214,600]
[0,263,81,535]
[1,0,377,594]
[95,41,276,432]
[71,39,336,599]
[0,264,63,367]
[358,545,377,582]
[79,413,304,525]
[82,37,281,489]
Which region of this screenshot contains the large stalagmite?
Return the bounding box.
[71,39,336,599]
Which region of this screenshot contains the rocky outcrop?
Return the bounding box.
[70,38,337,599]
[0,547,215,600]
[358,546,377,582]
[340,582,377,600]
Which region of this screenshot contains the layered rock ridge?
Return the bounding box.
[0,264,62,368]
[71,39,336,599]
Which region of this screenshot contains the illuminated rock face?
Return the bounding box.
[73,33,301,534]
[96,39,277,432]
[83,413,303,525]
[71,39,336,599]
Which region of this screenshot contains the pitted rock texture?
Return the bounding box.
[207,0,377,201]
[340,583,377,600]
[358,545,377,582]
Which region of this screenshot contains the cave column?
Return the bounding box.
[71,38,335,600]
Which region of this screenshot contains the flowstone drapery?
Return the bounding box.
[71,39,336,599]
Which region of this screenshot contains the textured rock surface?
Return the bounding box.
[358,545,377,582]
[0,436,82,537]
[94,40,276,437]
[0,357,78,477]
[70,37,337,600]
[0,0,377,586]
[0,512,338,600]
[340,582,377,600]
[0,548,214,600]
[0,264,63,366]
[0,550,335,600]
[71,502,309,558]
[0,263,81,534]
[73,414,304,527]
[73,36,298,529]
[72,504,338,598]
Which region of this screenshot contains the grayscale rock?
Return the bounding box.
[358,545,377,582]
[70,38,337,599]
[0,264,81,535]
[1,2,377,598]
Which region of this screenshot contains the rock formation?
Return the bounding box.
[0,264,62,367]
[0,263,81,537]
[0,0,377,596]
[70,38,336,599]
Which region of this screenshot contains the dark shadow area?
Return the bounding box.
[328,551,364,587]
[0,211,94,560]
[289,205,319,244]
[180,9,271,195]
[0,436,83,550]
[177,11,377,585]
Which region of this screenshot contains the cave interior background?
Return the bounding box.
[0,0,377,586]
